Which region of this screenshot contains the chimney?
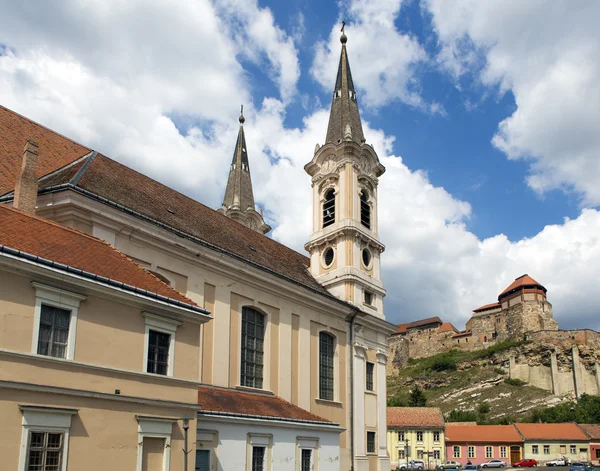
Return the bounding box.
[13,140,39,214]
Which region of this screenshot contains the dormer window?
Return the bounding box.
[360,191,371,229]
[323,189,335,228]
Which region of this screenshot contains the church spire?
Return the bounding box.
[218,106,271,235]
[325,26,365,145]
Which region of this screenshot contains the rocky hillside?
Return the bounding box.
[387,341,576,422]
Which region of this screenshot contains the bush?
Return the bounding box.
[505,377,526,386]
[388,395,407,407]
[494,367,506,375]
[478,401,491,414]
[431,353,458,372]
[446,409,477,422]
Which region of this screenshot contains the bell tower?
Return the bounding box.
[304,29,386,318]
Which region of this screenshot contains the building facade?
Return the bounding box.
[0,205,211,471]
[515,423,590,463]
[579,424,600,464]
[445,424,523,466]
[0,28,394,471]
[386,408,445,469]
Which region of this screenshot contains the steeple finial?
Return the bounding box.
[340,21,347,44]
[239,104,245,124]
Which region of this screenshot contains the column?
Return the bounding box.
[354,343,368,471]
[377,351,391,471]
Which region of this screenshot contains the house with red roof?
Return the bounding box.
[445,424,523,466]
[0,29,395,471]
[515,423,590,463]
[579,424,600,464]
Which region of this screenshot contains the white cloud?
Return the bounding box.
[311,0,434,110]
[424,0,600,206]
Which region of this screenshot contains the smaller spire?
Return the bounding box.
[340,20,347,44]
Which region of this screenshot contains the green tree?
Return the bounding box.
[408,385,427,407]
[388,395,407,407]
[478,401,491,414]
[446,409,477,422]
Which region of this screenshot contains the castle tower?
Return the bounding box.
[218,107,271,234]
[499,274,557,337]
[304,30,386,318]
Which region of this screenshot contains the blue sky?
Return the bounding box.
[1,0,599,330]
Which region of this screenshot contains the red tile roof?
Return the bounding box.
[0,105,91,195]
[445,425,522,443]
[197,385,335,425]
[473,302,501,312]
[515,423,588,441]
[387,407,444,428]
[395,323,408,335]
[0,205,200,309]
[579,424,600,441]
[452,331,472,338]
[498,274,546,300]
[0,105,339,303]
[440,322,458,333]
[404,316,444,330]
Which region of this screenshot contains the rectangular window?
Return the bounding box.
[252,446,265,471]
[147,329,170,375]
[571,446,577,454]
[364,291,373,306]
[468,446,475,459]
[398,431,405,442]
[367,432,376,454]
[26,431,64,471]
[596,450,600,460]
[416,431,423,442]
[319,332,335,400]
[544,446,550,455]
[580,448,587,454]
[532,445,539,454]
[500,446,507,459]
[433,431,440,442]
[486,446,493,458]
[37,305,70,358]
[560,445,566,454]
[241,308,265,389]
[453,446,461,458]
[434,450,441,460]
[301,449,312,471]
[366,362,374,391]
[399,449,406,460]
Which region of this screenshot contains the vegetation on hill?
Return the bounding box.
[528,394,600,423]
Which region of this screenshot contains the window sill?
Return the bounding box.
[315,398,343,407]
[365,390,377,396]
[235,385,275,396]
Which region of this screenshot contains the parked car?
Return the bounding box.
[440,461,463,470]
[514,459,538,467]
[398,460,426,470]
[570,463,587,471]
[481,460,508,468]
[547,458,568,467]
[464,465,478,471]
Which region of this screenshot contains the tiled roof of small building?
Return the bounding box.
[0,105,91,195]
[579,424,600,440]
[387,407,444,428]
[0,205,201,310]
[515,423,588,441]
[452,330,472,338]
[197,385,336,425]
[445,424,522,443]
[440,322,458,333]
[473,302,501,312]
[0,105,341,303]
[498,274,546,300]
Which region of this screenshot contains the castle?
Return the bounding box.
[388,275,600,399]
[390,274,559,360]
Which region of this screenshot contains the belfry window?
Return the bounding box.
[323,189,335,228]
[360,191,371,229]
[319,332,335,400]
[241,307,265,389]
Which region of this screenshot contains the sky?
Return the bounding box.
[1,0,599,330]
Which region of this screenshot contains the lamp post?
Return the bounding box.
[181,416,192,471]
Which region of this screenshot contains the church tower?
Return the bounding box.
[218,107,271,234]
[305,29,386,318]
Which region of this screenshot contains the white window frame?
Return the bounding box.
[18,405,77,471]
[247,434,272,471]
[453,446,461,458]
[486,446,493,458]
[532,445,539,454]
[500,446,507,459]
[468,446,475,459]
[433,431,440,442]
[31,283,86,360]
[543,445,550,455]
[298,437,319,471]
[143,313,181,377]
[416,431,424,442]
[136,416,177,471]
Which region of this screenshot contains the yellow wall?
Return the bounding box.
[387,428,446,468]
[523,441,590,462]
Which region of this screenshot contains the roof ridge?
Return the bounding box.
[0,104,92,153]
[37,152,95,184]
[70,151,98,186]
[0,205,191,304]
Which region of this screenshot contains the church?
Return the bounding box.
[0,30,395,471]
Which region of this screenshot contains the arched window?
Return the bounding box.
[241,307,265,389]
[319,332,335,400]
[323,189,335,228]
[360,191,371,229]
